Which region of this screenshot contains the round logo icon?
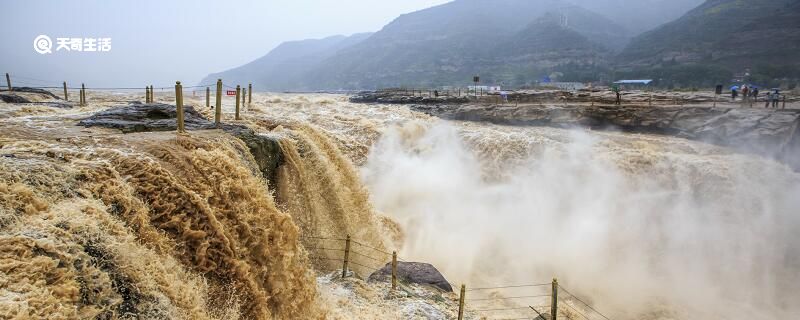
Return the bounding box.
[33,35,53,54]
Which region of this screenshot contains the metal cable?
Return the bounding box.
[467,283,551,291]
[300,235,347,241]
[467,294,550,302]
[309,257,344,262]
[558,286,612,320]
[469,307,531,312]
[306,247,345,252]
[348,260,382,273]
[558,300,591,320]
[349,249,385,263]
[350,239,392,256]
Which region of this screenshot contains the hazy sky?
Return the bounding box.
[0,0,452,87]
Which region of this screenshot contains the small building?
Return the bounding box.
[468,85,501,93]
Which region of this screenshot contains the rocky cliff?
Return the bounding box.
[412,103,800,170]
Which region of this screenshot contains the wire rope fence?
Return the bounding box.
[299,234,617,320]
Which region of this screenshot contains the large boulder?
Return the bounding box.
[0,94,31,103]
[78,103,283,181]
[1,87,62,100]
[368,262,453,292]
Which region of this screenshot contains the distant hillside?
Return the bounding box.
[568,0,705,34]
[617,0,800,86]
[301,0,627,89]
[201,0,786,90]
[199,33,373,91]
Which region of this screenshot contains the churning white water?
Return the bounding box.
[361,122,800,320]
[261,94,800,319]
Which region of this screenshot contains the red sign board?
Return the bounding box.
[226,90,236,96]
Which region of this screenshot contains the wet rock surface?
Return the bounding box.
[350,91,469,104]
[413,103,800,170]
[368,262,453,293]
[1,87,63,100]
[78,103,283,181]
[0,94,32,104]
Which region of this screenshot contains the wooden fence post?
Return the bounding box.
[342,235,351,278]
[235,85,241,120]
[63,82,68,101]
[391,251,398,290]
[149,85,154,103]
[457,284,465,320]
[248,83,252,104]
[206,87,210,109]
[81,83,86,106]
[5,73,10,92]
[242,88,246,110]
[175,81,185,133]
[551,278,559,320]
[215,79,222,127]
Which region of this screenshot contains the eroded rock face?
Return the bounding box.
[412,104,800,170]
[368,262,453,292]
[1,87,62,100]
[350,91,469,105]
[78,103,214,132]
[0,94,31,104]
[78,103,283,181]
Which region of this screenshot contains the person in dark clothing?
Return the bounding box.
[731,88,738,101]
[612,85,621,105]
[753,88,759,102]
[772,90,781,108]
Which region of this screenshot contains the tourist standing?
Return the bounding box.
[772,90,781,108]
[753,87,760,102]
[765,91,772,108]
[613,85,621,105]
[731,87,738,101]
[742,85,750,103]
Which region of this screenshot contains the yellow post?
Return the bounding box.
[215,79,222,127]
[391,251,398,290]
[235,85,241,120]
[63,81,68,101]
[206,87,210,109]
[457,284,465,320]
[175,81,185,133]
[342,235,351,278]
[5,73,10,92]
[551,278,559,320]
[248,83,252,104]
